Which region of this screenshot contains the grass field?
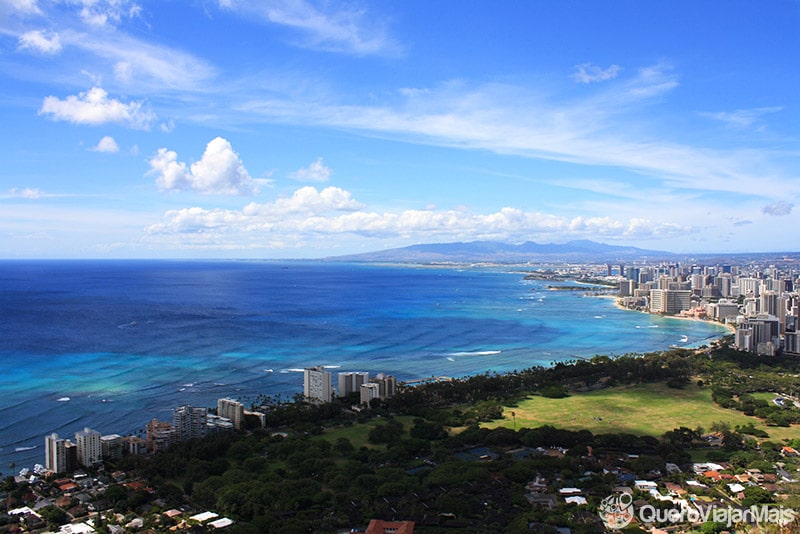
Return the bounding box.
[484,382,799,442]
[320,415,418,448]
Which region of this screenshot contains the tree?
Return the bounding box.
[38,506,67,529]
[741,486,774,508]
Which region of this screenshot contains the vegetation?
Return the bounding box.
[6,342,800,533]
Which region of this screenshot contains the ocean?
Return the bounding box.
[0,260,728,475]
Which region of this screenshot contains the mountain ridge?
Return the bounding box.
[326,239,676,263]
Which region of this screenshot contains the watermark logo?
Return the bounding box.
[598,493,634,530]
[598,492,797,530]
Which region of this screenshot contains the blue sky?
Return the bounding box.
[0,0,798,258]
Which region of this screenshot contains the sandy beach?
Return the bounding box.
[607,294,736,334]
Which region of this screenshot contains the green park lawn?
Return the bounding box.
[320,415,418,449]
[484,382,799,442]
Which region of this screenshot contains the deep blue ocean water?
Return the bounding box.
[0,260,728,475]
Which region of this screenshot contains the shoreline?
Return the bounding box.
[605,294,736,334]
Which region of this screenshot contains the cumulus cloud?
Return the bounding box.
[18,30,62,55]
[762,201,793,216]
[90,135,119,153]
[571,63,622,83]
[291,158,332,182]
[146,186,692,247]
[149,137,261,196]
[244,186,363,217]
[39,87,155,129]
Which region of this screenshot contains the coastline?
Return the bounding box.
[605,294,736,334]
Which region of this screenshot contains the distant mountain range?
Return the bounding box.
[327,240,676,263]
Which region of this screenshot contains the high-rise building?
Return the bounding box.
[734,314,781,355]
[649,289,691,314]
[360,382,381,405]
[45,433,67,473]
[760,291,779,316]
[304,366,333,403]
[217,398,245,430]
[738,277,761,297]
[146,418,177,452]
[173,405,208,441]
[101,434,124,460]
[372,373,397,399]
[74,427,102,467]
[338,372,369,398]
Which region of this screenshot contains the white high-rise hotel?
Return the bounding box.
[304,366,333,403]
[217,398,245,430]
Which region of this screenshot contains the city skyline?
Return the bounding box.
[1,1,798,258]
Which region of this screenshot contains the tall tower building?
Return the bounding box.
[649,289,691,314]
[338,372,369,398]
[146,418,177,452]
[173,405,208,441]
[372,373,397,399]
[45,433,67,473]
[74,427,102,467]
[304,366,333,403]
[217,398,245,430]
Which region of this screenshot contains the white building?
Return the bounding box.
[304,366,333,403]
[338,371,369,398]
[74,427,102,467]
[649,289,691,314]
[217,398,245,430]
[45,433,67,473]
[173,405,208,441]
[360,382,380,405]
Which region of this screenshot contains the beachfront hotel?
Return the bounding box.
[338,371,369,398]
[304,366,334,404]
[217,398,245,430]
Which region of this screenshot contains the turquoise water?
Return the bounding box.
[0,261,728,474]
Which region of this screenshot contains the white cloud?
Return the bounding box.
[3,187,43,199]
[113,61,133,83]
[149,137,261,196]
[701,106,783,129]
[59,29,217,91]
[291,157,332,182]
[17,30,62,54]
[146,186,692,246]
[219,0,399,56]
[571,63,622,83]
[243,186,363,217]
[762,201,793,216]
[4,0,41,14]
[90,135,119,153]
[70,0,142,27]
[39,86,156,128]
[237,64,799,200]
